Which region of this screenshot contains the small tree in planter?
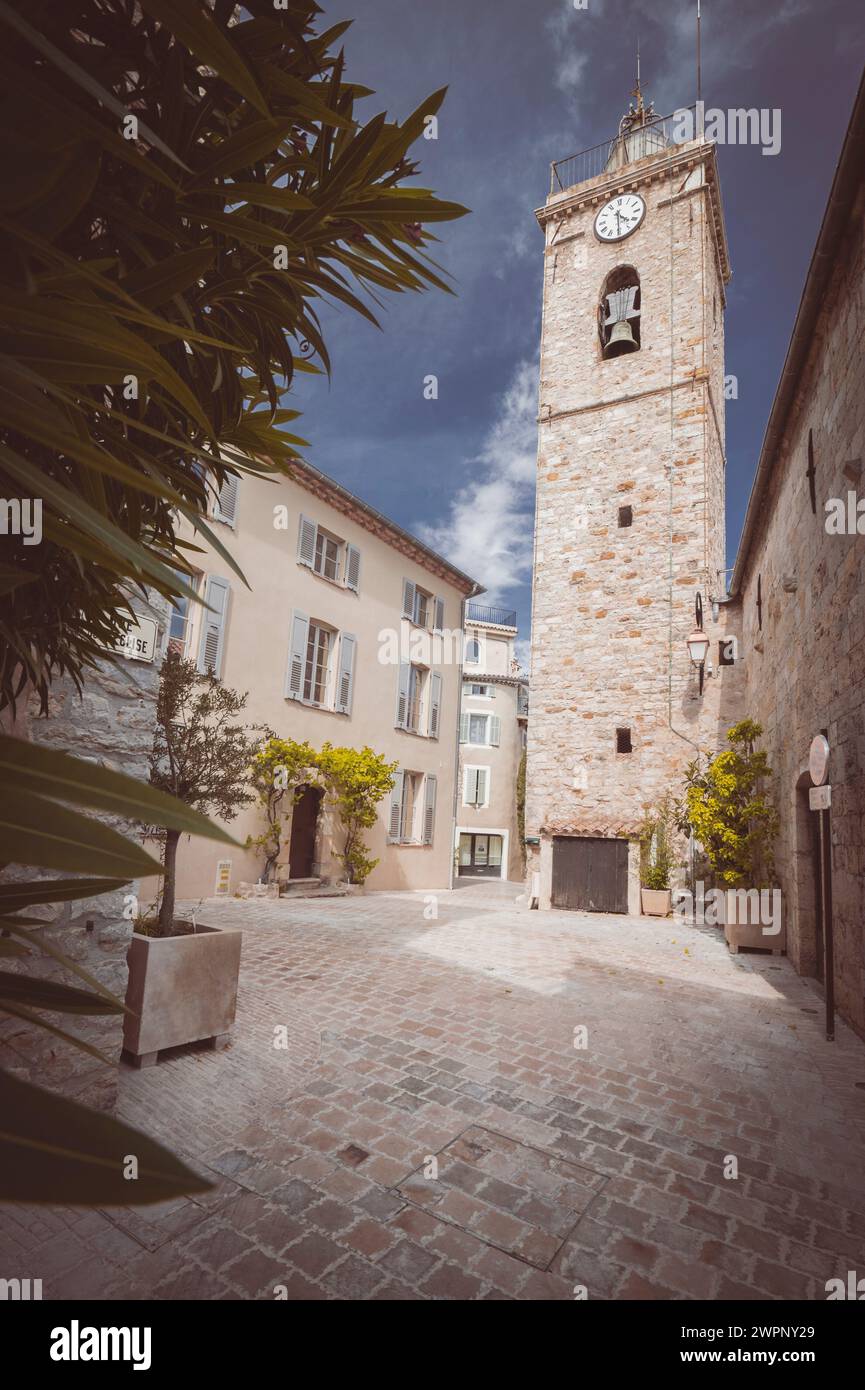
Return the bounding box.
[681,719,779,889]
[315,744,397,886]
[148,652,264,935]
[680,720,781,949]
[124,654,266,1065]
[247,735,318,884]
[639,792,677,916]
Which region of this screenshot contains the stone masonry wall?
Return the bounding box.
[0,592,169,1110]
[734,192,865,1038]
[526,140,743,902]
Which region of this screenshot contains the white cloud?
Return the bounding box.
[545,1,597,97]
[416,360,538,603]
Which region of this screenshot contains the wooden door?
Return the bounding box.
[288,784,322,879]
[552,836,629,913]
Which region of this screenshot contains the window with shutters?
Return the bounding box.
[297,514,361,593]
[387,770,437,845]
[402,579,444,631]
[396,662,440,738]
[286,612,354,713]
[461,712,501,747]
[463,683,494,698]
[463,765,490,808]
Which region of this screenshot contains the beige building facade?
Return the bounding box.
[145,458,480,901]
[526,94,741,913]
[456,604,528,883]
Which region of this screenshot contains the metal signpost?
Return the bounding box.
[808,735,833,1042]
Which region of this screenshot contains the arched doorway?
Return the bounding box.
[288,784,322,879]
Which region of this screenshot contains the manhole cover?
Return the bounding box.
[392,1125,606,1270]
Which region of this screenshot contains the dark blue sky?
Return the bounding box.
[293,0,865,656]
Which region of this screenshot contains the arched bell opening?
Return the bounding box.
[599,265,641,359]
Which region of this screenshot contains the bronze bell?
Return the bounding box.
[605,318,639,356]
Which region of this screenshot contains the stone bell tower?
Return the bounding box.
[525,87,738,913]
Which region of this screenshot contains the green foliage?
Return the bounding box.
[0,742,229,1203]
[680,719,779,888]
[639,791,677,892]
[315,743,397,885]
[0,0,464,1208]
[0,1068,211,1206]
[0,0,467,712]
[248,735,317,881]
[516,748,526,868]
[149,651,264,931]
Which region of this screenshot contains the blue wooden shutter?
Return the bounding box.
[402,578,415,620]
[422,775,437,845]
[197,575,230,677]
[464,767,478,805]
[335,633,356,714]
[215,474,239,526]
[395,661,410,728]
[345,544,361,592]
[285,611,309,699]
[297,514,317,567]
[429,671,442,739]
[388,772,403,841]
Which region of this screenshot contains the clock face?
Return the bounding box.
[594,193,646,242]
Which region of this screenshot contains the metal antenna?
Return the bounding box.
[632,37,645,118]
[697,2,703,134]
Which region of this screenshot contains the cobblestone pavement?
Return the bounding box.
[3,882,865,1301]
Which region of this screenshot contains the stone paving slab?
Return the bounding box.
[3,881,865,1301]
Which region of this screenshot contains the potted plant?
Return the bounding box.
[123,653,263,1066]
[639,793,676,916]
[680,719,782,952]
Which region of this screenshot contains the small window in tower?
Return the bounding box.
[599,266,641,359]
[616,727,632,755]
[618,504,633,528]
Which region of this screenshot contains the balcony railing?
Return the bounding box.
[550,105,697,195]
[466,602,517,628]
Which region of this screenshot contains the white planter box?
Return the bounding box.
[723,889,785,955]
[641,887,672,917]
[123,923,242,1066]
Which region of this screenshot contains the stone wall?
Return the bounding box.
[0,592,168,1110]
[526,139,744,903]
[732,191,865,1038]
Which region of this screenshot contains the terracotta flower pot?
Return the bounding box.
[123,922,242,1067]
[641,887,672,917]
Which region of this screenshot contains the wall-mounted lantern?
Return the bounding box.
[686,592,709,694]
